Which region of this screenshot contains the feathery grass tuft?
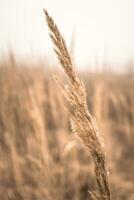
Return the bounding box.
[44,9,111,200]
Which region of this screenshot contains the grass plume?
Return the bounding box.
[44,9,111,200]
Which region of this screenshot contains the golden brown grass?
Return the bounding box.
[0,57,133,199]
[0,12,133,200]
[44,9,111,199]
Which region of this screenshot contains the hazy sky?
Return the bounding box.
[0,0,134,69]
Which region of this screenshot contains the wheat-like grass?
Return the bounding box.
[44,9,111,200]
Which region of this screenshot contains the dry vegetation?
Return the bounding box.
[44,10,111,200]
[0,55,134,200]
[0,11,134,200]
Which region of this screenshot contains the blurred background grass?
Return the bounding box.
[0,54,133,199]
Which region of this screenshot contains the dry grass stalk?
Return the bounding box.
[44,9,111,199]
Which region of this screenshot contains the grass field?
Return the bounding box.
[0,54,133,199]
[0,10,134,200]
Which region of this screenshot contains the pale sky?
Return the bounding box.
[0,0,134,70]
